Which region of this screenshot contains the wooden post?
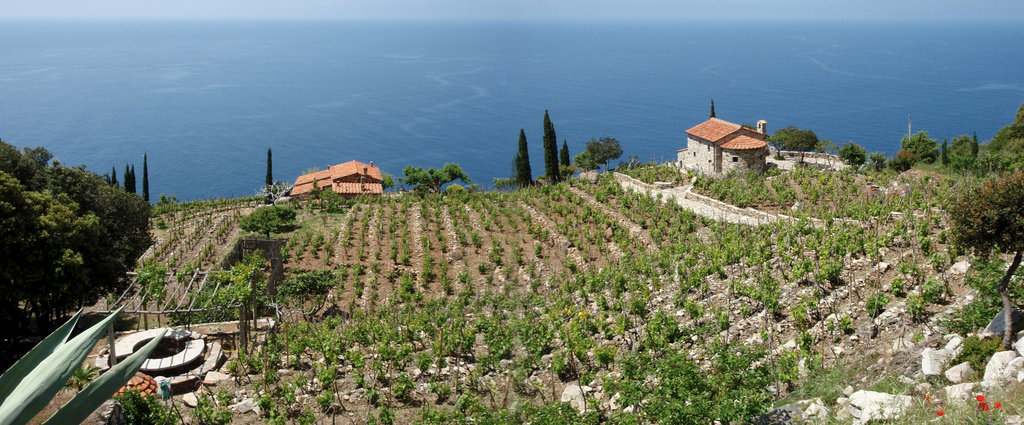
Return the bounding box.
[239,305,249,353]
[107,323,118,367]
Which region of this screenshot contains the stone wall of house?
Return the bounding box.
[720,147,768,173]
[687,136,718,174]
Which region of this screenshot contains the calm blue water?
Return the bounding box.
[1,20,1022,200]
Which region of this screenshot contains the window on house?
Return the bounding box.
[733,157,738,162]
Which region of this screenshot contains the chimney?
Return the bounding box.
[757,120,767,136]
[370,161,374,167]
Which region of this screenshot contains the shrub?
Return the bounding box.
[953,336,1003,372]
[113,390,175,425]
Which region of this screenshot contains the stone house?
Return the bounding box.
[292,160,383,199]
[678,118,769,174]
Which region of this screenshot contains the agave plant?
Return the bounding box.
[0,307,165,425]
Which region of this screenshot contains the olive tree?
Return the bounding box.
[950,170,1024,349]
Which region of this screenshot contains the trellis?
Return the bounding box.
[100,269,242,318]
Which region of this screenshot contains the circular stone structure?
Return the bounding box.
[96,327,225,395]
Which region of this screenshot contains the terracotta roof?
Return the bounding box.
[720,135,768,150]
[334,181,383,195]
[686,118,742,142]
[330,160,383,181]
[292,160,384,197]
[686,118,767,150]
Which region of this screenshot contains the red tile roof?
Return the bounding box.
[686,118,767,150]
[292,160,384,197]
[720,135,768,150]
[686,118,742,142]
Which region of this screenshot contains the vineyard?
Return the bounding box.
[127,166,1003,424]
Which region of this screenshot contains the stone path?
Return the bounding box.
[615,175,784,226]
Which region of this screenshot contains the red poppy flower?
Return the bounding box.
[976,395,986,402]
[979,401,990,411]
[994,401,1002,409]
[937,410,944,416]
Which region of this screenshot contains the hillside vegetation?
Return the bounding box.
[125,162,1024,424]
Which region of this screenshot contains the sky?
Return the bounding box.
[2,0,1023,21]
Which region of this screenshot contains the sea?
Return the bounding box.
[1,19,1022,201]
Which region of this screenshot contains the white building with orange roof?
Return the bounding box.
[678,118,769,174]
[292,160,383,199]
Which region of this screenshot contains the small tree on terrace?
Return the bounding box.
[838,142,867,168]
[772,126,818,163]
[515,128,532,188]
[239,206,297,238]
[950,170,1024,350]
[400,163,470,194]
[584,137,623,172]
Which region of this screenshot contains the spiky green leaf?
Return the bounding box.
[0,310,81,404]
[42,329,166,425]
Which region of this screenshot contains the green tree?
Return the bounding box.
[142,153,149,203]
[900,130,938,163]
[110,166,118,187]
[239,206,297,238]
[515,128,532,188]
[949,134,977,171]
[123,164,132,193]
[941,138,949,166]
[973,131,980,157]
[573,151,599,172]
[583,137,623,172]
[400,163,470,194]
[950,170,1024,349]
[266,147,273,188]
[560,140,570,167]
[381,173,396,190]
[710,98,716,118]
[772,126,819,162]
[542,110,561,183]
[0,142,151,337]
[838,142,867,168]
[868,152,887,172]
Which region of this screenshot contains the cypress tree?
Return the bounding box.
[560,140,570,167]
[515,129,532,188]
[972,132,979,158]
[124,164,131,193]
[941,138,949,166]
[542,110,561,183]
[266,147,273,187]
[129,164,137,194]
[710,98,716,118]
[142,153,150,202]
[111,166,119,187]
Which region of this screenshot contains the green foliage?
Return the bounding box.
[560,140,571,167]
[279,270,339,319]
[838,142,867,168]
[868,152,887,171]
[542,110,561,183]
[401,163,471,194]
[239,206,297,238]
[583,137,623,171]
[772,126,819,156]
[64,365,100,391]
[0,308,165,425]
[112,390,175,425]
[515,128,533,188]
[573,150,599,172]
[266,147,273,188]
[900,130,939,163]
[952,335,1003,372]
[950,171,1024,258]
[866,292,890,318]
[0,141,151,337]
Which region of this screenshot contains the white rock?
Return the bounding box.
[948,260,970,275]
[847,390,913,422]
[945,335,964,355]
[944,362,976,384]
[230,398,255,414]
[560,383,588,413]
[984,350,1020,381]
[1015,337,1024,358]
[843,385,855,397]
[922,348,954,376]
[182,393,199,408]
[204,371,229,386]
[944,382,977,404]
